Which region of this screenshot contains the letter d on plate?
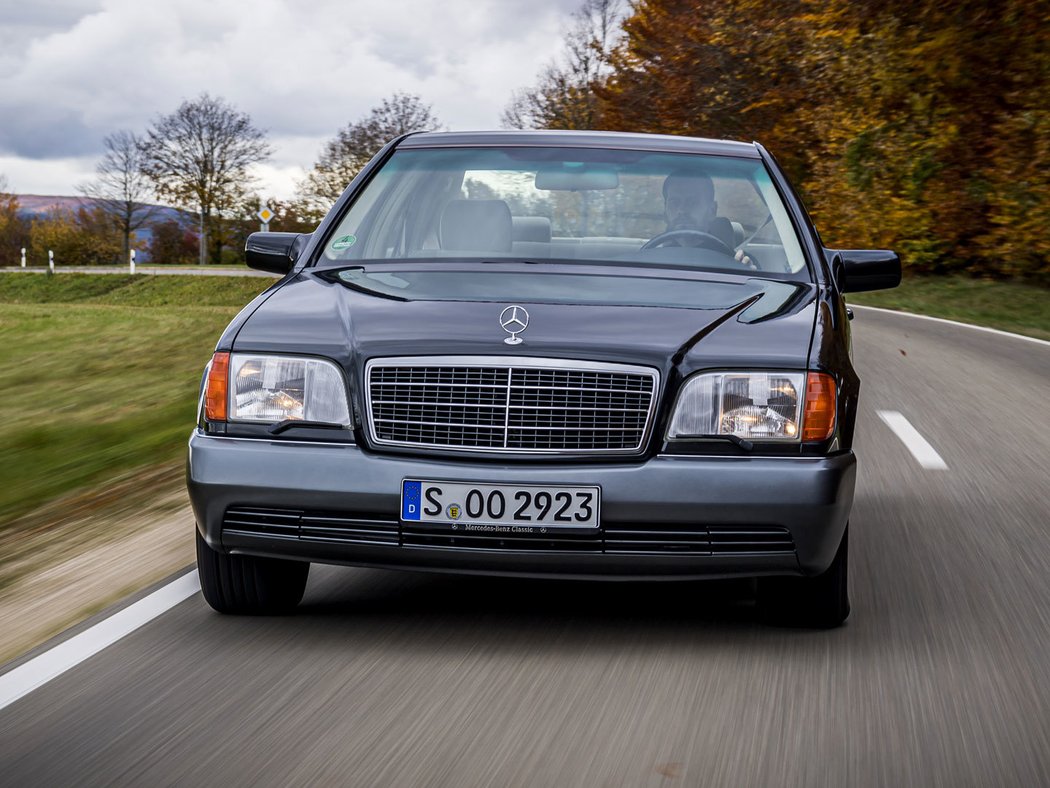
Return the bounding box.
[401,480,422,520]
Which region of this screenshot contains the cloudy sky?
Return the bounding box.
[0,0,581,200]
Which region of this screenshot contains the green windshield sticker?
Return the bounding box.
[331,234,357,250]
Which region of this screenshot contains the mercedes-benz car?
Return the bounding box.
[188,130,900,627]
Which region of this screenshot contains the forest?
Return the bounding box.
[508,0,1049,282]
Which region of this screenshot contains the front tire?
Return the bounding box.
[196,528,309,614]
[758,524,850,628]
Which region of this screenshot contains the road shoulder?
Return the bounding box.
[0,464,194,666]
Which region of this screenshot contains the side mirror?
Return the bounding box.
[827,249,901,292]
[245,232,311,274]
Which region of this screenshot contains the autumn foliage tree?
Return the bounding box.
[0,176,29,266]
[794,0,1049,275]
[512,0,1050,281]
[222,196,318,265]
[146,219,198,265]
[28,206,122,266]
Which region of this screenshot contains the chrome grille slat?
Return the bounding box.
[222,507,400,546]
[371,382,507,390]
[373,400,646,412]
[374,418,515,429]
[374,419,649,431]
[366,356,659,454]
[604,524,795,555]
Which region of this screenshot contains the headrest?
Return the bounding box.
[440,200,512,252]
[512,216,552,243]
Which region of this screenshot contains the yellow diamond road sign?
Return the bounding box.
[257,207,275,223]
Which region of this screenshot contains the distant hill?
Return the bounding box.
[13,195,195,262]
[15,195,191,226]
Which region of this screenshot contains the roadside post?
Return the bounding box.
[48,250,54,274]
[130,249,136,275]
[20,247,25,268]
[258,206,274,233]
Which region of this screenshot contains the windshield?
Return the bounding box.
[318,146,810,279]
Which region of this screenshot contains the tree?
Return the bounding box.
[78,130,157,263]
[595,0,817,173]
[550,0,1050,280]
[298,93,441,217]
[29,206,122,266]
[140,94,271,265]
[222,195,318,266]
[146,219,198,265]
[791,0,1049,274]
[0,176,29,266]
[502,0,624,130]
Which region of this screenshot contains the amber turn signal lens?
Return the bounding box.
[205,352,230,422]
[802,372,836,441]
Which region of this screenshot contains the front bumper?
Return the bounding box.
[187,432,856,580]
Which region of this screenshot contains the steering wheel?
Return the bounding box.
[640,229,735,256]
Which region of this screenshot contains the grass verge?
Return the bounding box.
[848,275,1050,342]
[0,273,271,526]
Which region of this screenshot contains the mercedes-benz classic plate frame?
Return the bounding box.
[401,479,601,532]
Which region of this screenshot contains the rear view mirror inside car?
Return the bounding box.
[534,165,619,191]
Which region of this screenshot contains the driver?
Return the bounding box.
[662,170,754,267]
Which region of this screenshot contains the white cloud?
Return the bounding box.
[0,154,96,196]
[0,0,579,200]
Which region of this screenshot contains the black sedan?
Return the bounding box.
[187,130,900,628]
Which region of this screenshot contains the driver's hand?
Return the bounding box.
[734,249,756,269]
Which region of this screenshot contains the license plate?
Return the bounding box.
[401,480,600,530]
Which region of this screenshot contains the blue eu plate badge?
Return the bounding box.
[401,480,422,521]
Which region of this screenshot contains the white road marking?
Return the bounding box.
[851,304,1050,348]
[877,410,949,470]
[0,571,200,713]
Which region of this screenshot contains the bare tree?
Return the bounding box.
[298,93,440,217]
[502,0,624,130]
[140,94,271,264]
[78,130,157,262]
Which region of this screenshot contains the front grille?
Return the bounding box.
[223,507,795,558]
[604,524,795,555]
[222,507,399,546]
[366,357,659,454]
[223,507,301,539]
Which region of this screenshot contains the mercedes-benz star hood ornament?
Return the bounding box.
[499,305,529,345]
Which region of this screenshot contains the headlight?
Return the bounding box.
[667,371,806,441]
[227,353,350,424]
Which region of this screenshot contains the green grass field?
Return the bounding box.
[848,276,1050,342]
[0,274,271,524]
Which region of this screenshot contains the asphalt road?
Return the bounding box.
[2,308,1049,787]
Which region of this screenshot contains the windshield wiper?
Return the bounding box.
[689,434,755,451]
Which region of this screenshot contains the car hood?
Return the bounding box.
[231,265,817,380]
